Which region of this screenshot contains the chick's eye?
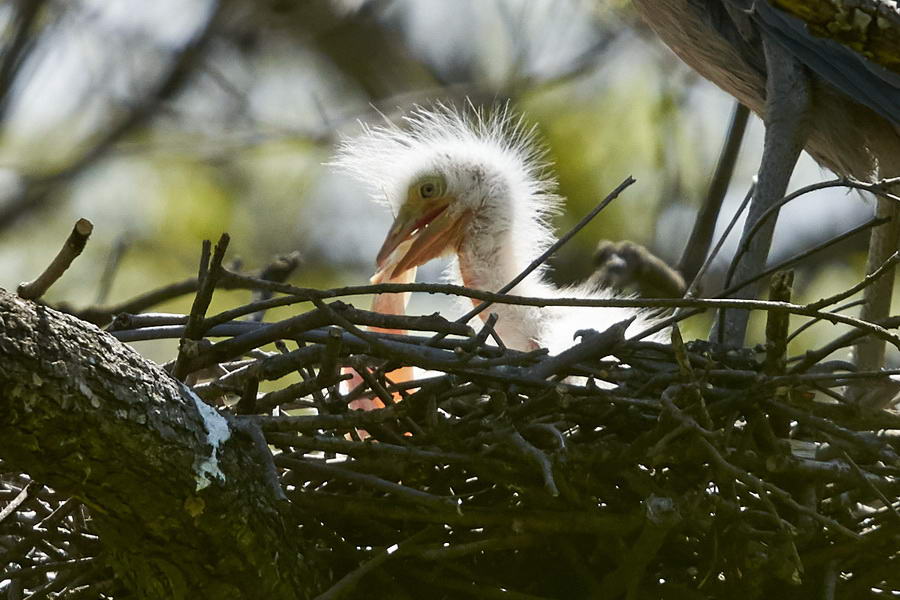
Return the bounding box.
[419,182,437,198]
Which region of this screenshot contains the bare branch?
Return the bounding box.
[17,218,93,300]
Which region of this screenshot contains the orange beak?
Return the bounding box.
[372,198,471,283]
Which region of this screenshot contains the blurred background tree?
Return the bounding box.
[0,0,878,360]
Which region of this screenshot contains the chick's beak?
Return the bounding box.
[372,198,471,283]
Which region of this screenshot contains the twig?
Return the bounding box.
[228,418,288,502]
[528,319,631,379]
[763,271,793,375]
[110,322,256,342]
[72,277,204,325]
[317,326,346,405]
[182,308,331,374]
[808,250,900,311]
[250,251,302,321]
[415,534,539,560]
[0,0,47,117]
[678,183,755,309]
[408,568,555,600]
[841,451,900,523]
[349,360,396,408]
[678,101,749,284]
[785,299,864,344]
[174,234,229,380]
[193,281,900,352]
[277,456,454,508]
[1,557,95,581]
[284,339,330,412]
[0,482,29,524]
[722,178,900,293]
[265,432,473,465]
[94,236,129,305]
[250,407,404,433]
[191,345,325,400]
[289,490,642,535]
[788,315,900,374]
[506,431,559,497]
[765,399,898,463]
[17,218,93,300]
[312,529,433,600]
[236,376,259,415]
[439,175,636,339]
[310,298,388,354]
[108,312,187,330]
[698,437,860,540]
[462,312,500,353]
[720,216,887,301]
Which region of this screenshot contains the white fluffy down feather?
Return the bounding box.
[332,104,657,355]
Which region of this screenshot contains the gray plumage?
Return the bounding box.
[633,1,900,399]
[633,0,900,179]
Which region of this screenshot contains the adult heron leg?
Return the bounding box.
[851,197,900,410]
[858,198,900,367]
[715,38,811,346]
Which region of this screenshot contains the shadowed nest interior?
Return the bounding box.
[3,232,900,600]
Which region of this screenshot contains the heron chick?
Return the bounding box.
[333,105,654,354]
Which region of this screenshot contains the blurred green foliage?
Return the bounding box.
[0,0,879,363]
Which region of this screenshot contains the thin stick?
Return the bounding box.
[677,183,754,312]
[787,315,900,374]
[808,250,900,311]
[17,219,93,300]
[0,483,29,524]
[448,175,636,331]
[722,177,900,292]
[116,285,900,353]
[642,217,885,343]
[94,236,129,305]
[785,299,864,344]
[678,102,749,284]
[507,431,559,497]
[720,216,888,300]
[311,529,433,600]
[698,436,860,540]
[174,234,230,380]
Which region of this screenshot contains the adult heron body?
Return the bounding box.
[634,1,900,178]
[633,0,900,382]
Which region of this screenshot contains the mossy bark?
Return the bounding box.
[0,289,321,599]
[772,0,900,73]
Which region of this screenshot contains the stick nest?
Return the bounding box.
[4,248,900,600]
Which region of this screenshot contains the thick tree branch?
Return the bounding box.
[0,288,323,599]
